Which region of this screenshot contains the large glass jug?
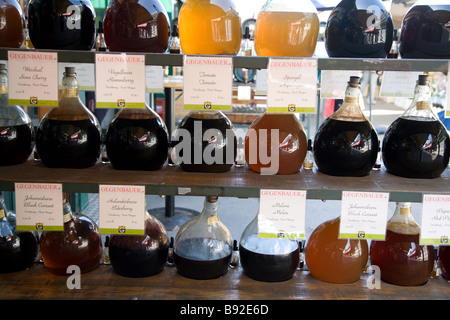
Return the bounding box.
[28,0,96,50]
[0,0,25,48]
[103,0,170,53]
[254,0,320,57]
[325,0,394,58]
[178,0,242,55]
[399,0,450,59]
[439,245,450,281]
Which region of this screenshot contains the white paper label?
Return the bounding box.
[255,69,268,95]
[95,53,146,109]
[145,65,164,93]
[420,194,450,245]
[339,191,389,240]
[267,58,317,113]
[183,56,233,111]
[58,63,95,91]
[14,183,63,231]
[7,51,58,107]
[99,185,146,235]
[380,71,423,98]
[320,70,361,99]
[258,189,306,240]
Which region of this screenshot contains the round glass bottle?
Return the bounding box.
[173,196,232,280]
[305,217,368,284]
[0,191,38,273]
[105,105,169,171]
[254,0,320,57]
[0,0,25,48]
[382,75,450,179]
[399,0,450,59]
[325,0,394,58]
[103,0,170,53]
[109,211,169,277]
[173,110,237,173]
[439,245,450,281]
[239,211,300,282]
[370,202,435,286]
[0,64,34,166]
[245,113,307,175]
[36,67,101,168]
[40,198,102,275]
[27,0,96,50]
[178,0,242,55]
[313,76,379,176]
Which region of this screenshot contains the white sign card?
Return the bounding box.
[7,51,58,107]
[14,183,63,231]
[267,58,317,113]
[258,189,306,240]
[95,53,146,109]
[446,62,450,118]
[380,71,423,98]
[99,185,146,235]
[420,194,450,245]
[255,69,268,95]
[145,65,164,93]
[339,191,389,240]
[320,70,361,99]
[58,63,95,91]
[183,55,233,111]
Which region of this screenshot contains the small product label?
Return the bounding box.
[420,194,450,245]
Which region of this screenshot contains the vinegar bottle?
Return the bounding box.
[105,105,169,171]
[0,64,35,166]
[254,0,320,57]
[313,76,379,176]
[36,67,101,168]
[305,217,368,284]
[40,197,102,275]
[370,202,435,286]
[0,0,25,48]
[382,75,450,179]
[178,0,242,55]
[245,113,307,175]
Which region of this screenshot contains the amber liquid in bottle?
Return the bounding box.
[0,0,24,48]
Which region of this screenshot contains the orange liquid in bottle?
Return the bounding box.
[254,11,319,57]
[178,0,241,55]
[305,217,369,284]
[0,0,24,48]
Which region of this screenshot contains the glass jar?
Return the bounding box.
[0,64,34,166]
[245,113,307,175]
[173,110,237,173]
[382,75,450,179]
[105,105,169,171]
[28,0,96,50]
[239,210,299,282]
[254,0,320,57]
[439,245,450,281]
[0,191,38,273]
[325,0,394,58]
[109,211,169,277]
[0,0,25,48]
[36,67,101,168]
[103,0,170,53]
[305,217,368,284]
[370,202,435,286]
[178,0,242,55]
[399,0,450,59]
[313,76,379,176]
[40,198,102,275]
[173,196,232,280]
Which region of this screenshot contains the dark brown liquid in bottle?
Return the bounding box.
[0,123,34,165]
[0,0,24,48]
[439,245,450,281]
[0,231,37,273]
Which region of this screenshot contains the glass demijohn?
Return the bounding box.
[0,0,25,48]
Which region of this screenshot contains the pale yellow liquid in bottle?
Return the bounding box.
[178,0,241,55]
[254,11,320,57]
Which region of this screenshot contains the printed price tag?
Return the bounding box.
[380,71,423,98]
[255,69,267,95]
[145,65,164,93]
[99,185,146,235]
[95,53,146,109]
[183,56,233,111]
[58,63,95,91]
[320,70,361,99]
[339,191,389,240]
[420,194,450,245]
[267,58,317,113]
[7,51,58,107]
[14,183,64,231]
[258,189,306,240]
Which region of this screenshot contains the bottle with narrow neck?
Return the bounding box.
[36,67,101,168]
[313,76,379,176]
[0,0,25,48]
[382,75,450,179]
[0,64,35,165]
[370,202,435,286]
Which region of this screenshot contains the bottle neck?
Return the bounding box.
[387,202,420,234]
[330,84,366,121]
[0,193,7,220]
[61,75,79,98]
[63,201,73,223]
[402,82,435,119]
[201,197,219,225]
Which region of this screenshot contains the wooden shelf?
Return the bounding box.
[1,160,449,202]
